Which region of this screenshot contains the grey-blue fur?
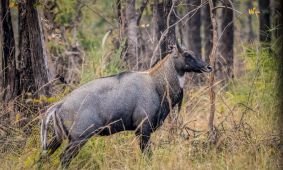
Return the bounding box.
[40,45,212,168]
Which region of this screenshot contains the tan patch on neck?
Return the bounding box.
[148,54,171,75]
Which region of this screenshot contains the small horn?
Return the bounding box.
[176,43,184,54]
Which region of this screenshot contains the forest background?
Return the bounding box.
[0,0,282,169]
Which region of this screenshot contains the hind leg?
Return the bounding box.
[60,139,88,168]
[39,135,62,160]
[47,136,62,156]
[38,136,62,169]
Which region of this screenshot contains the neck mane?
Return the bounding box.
[148,54,171,75]
[145,54,183,105]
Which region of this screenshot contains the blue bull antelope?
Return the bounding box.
[40,44,212,168]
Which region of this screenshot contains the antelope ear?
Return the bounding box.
[167,44,175,54]
[171,45,179,58]
[176,43,184,54]
[168,44,175,50]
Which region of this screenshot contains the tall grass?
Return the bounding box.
[0,40,280,170]
[0,1,280,168]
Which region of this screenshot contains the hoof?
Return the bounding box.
[39,150,48,162]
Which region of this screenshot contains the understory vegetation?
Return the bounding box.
[0,43,280,169]
[0,0,281,169]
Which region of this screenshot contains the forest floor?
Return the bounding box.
[0,43,281,170]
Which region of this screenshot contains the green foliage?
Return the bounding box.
[80,29,124,83]
[1,36,280,170]
[54,0,77,26]
[0,1,281,170]
[228,44,277,113]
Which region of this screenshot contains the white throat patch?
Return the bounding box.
[178,75,186,89]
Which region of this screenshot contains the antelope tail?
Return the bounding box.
[40,103,62,153]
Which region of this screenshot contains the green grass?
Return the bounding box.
[0,42,280,170]
[0,1,281,169]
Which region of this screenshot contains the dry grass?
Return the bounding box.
[0,87,280,170]
[0,45,281,170]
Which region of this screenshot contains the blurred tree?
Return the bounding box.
[258,0,271,43]
[184,0,202,85]
[151,0,177,66]
[185,0,201,57]
[151,0,166,63]
[0,0,17,102]
[161,0,177,54]
[246,0,255,42]
[116,0,126,43]
[202,1,212,63]
[17,0,51,97]
[43,0,84,85]
[219,0,234,81]
[118,0,148,70]
[125,0,140,69]
[271,0,282,40]
[276,0,283,166]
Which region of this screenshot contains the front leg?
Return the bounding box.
[135,124,152,158]
[177,90,183,113]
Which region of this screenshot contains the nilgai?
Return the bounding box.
[40,45,212,167]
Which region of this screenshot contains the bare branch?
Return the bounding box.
[150,0,208,66]
[208,0,218,144]
[212,5,242,14]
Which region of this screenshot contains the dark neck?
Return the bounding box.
[148,55,183,102]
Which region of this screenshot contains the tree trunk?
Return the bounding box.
[43,0,85,86]
[220,0,234,81]
[18,0,51,97]
[0,0,17,102]
[125,0,139,69]
[271,0,282,40]
[119,0,148,70]
[163,0,177,52]
[185,0,201,57]
[185,0,202,85]
[202,2,212,63]
[246,0,255,42]
[276,1,283,167]
[0,24,2,95]
[151,0,177,66]
[152,0,166,60]
[116,0,125,42]
[258,0,271,43]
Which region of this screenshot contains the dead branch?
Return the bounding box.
[212,6,242,14]
[208,0,218,144]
